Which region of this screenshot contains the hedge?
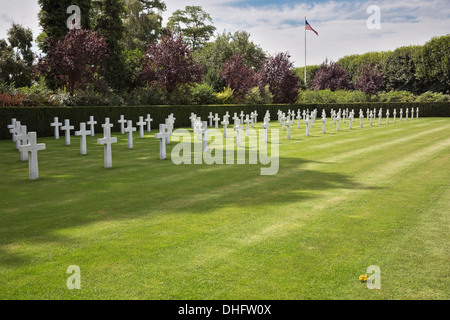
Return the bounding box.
[1,102,449,140]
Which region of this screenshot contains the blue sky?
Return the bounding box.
[1,0,449,67]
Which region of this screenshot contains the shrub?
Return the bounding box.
[190,83,217,105]
[297,89,336,103]
[18,78,55,106]
[377,90,416,102]
[245,85,273,104]
[54,90,125,106]
[216,86,235,104]
[0,91,23,106]
[126,85,167,105]
[415,91,450,102]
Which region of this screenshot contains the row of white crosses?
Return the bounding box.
[8,118,46,180]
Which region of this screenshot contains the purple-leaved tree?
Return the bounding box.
[38,29,108,94]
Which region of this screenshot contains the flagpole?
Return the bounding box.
[304,16,307,88]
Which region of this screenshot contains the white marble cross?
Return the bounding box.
[155,123,169,159]
[400,108,403,122]
[124,120,136,149]
[97,119,117,168]
[378,108,382,125]
[118,115,126,134]
[411,108,414,120]
[222,115,229,138]
[386,109,390,125]
[137,116,146,138]
[50,117,62,139]
[75,122,91,155]
[19,132,46,180]
[87,116,97,137]
[195,118,203,141]
[369,111,373,127]
[253,110,258,123]
[393,109,397,123]
[349,111,354,130]
[261,117,270,143]
[416,107,419,119]
[165,118,173,144]
[281,113,287,131]
[244,114,251,136]
[190,113,197,129]
[367,108,370,121]
[61,119,74,146]
[359,110,364,128]
[213,113,220,131]
[286,116,294,140]
[336,112,341,131]
[304,115,313,136]
[16,125,29,161]
[208,112,214,127]
[202,121,209,152]
[234,118,244,148]
[145,114,153,132]
[321,115,327,134]
[232,113,239,126]
[239,111,245,125]
[11,121,22,149]
[7,118,17,142]
[296,110,301,129]
[250,112,255,128]
[406,108,409,121]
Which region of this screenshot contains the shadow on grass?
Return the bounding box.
[0,137,383,267]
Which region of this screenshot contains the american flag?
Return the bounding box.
[305,19,318,36]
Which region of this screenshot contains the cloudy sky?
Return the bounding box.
[1,0,449,67]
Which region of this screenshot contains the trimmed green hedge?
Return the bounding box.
[1,102,449,140]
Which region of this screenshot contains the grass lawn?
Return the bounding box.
[0,116,449,300]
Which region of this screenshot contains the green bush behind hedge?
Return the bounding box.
[1,102,449,140]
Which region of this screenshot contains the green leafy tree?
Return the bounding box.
[0,23,34,87]
[381,45,424,94]
[166,5,216,50]
[194,31,266,91]
[416,34,450,94]
[122,0,166,52]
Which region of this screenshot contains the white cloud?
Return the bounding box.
[162,0,450,66]
[0,0,448,68]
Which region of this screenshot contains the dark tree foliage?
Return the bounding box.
[219,53,256,98]
[354,64,384,95]
[257,52,300,103]
[310,60,351,91]
[141,30,204,93]
[381,46,424,94]
[38,29,108,94]
[417,35,450,94]
[38,0,92,51]
[93,0,127,91]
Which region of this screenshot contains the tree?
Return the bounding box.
[122,0,166,52]
[141,30,203,93]
[219,53,256,98]
[0,23,34,87]
[93,0,127,90]
[37,29,108,94]
[381,45,423,94]
[354,64,384,95]
[257,52,300,103]
[194,31,266,91]
[417,34,450,94]
[166,6,216,50]
[310,60,351,91]
[38,0,92,51]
